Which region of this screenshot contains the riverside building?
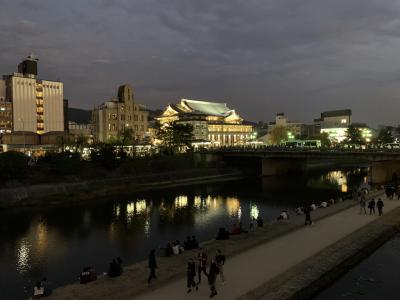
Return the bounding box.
[0,79,12,133]
[2,55,65,134]
[157,99,253,146]
[92,84,149,142]
[314,109,352,143]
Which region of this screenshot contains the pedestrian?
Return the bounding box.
[208,260,219,298]
[377,198,384,216]
[359,196,367,215]
[148,249,157,284]
[368,198,376,215]
[304,206,312,225]
[186,258,197,293]
[197,248,208,284]
[215,249,225,283]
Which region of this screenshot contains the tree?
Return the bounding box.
[344,125,363,145]
[269,126,287,145]
[313,132,331,147]
[157,122,194,154]
[376,127,394,144]
[118,127,135,146]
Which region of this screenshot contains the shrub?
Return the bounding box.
[0,151,29,180]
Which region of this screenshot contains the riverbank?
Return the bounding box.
[0,168,242,208]
[46,190,386,300]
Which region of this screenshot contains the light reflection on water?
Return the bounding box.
[0,169,369,300]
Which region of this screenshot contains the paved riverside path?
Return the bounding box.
[138,196,400,300]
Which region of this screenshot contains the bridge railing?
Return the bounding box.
[194,145,400,154]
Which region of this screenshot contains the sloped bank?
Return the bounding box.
[241,202,400,300]
[0,168,242,208]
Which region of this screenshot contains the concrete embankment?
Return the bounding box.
[0,168,242,208]
[47,192,381,300]
[249,201,400,300]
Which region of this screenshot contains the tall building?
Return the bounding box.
[267,113,304,138]
[0,79,12,133]
[3,55,64,134]
[92,84,149,142]
[314,109,352,143]
[157,99,253,146]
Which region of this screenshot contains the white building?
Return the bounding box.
[314,109,352,143]
[3,55,64,134]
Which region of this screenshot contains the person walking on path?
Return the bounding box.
[215,249,225,283]
[186,258,197,293]
[197,248,208,285]
[359,196,367,215]
[148,249,157,284]
[368,198,376,215]
[208,260,219,298]
[304,206,312,225]
[377,198,384,216]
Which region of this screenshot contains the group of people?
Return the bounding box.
[360,197,385,216]
[162,236,200,257]
[187,248,226,297]
[148,246,226,298]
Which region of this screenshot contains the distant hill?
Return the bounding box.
[68,108,92,124]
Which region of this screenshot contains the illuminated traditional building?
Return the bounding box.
[314,109,352,143]
[92,84,149,142]
[158,99,253,146]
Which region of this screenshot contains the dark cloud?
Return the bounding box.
[1,0,400,126]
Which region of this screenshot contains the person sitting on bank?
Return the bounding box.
[184,236,192,250]
[108,259,122,278]
[80,266,97,284]
[230,223,241,235]
[310,203,317,210]
[216,227,230,240]
[295,206,304,215]
[319,201,328,208]
[33,281,45,299]
[172,241,184,255]
[160,242,173,257]
[190,236,199,249]
[117,257,123,274]
[277,210,289,220]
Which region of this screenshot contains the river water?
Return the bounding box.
[314,234,400,300]
[0,168,368,300]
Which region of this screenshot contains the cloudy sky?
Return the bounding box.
[1,0,400,126]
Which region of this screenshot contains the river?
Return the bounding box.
[0,168,368,299]
[314,234,400,300]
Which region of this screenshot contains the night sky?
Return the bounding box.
[1,0,400,127]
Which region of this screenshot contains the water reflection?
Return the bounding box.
[16,239,30,274]
[0,168,370,300]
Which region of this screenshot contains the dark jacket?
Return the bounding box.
[149,252,157,269]
[208,262,219,284]
[187,262,196,278]
[377,200,384,208]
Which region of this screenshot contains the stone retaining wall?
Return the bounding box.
[0,168,241,208]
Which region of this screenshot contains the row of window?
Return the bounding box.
[15,81,60,89]
[108,113,146,121]
[107,124,146,131]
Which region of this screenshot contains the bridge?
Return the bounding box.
[196,149,400,184]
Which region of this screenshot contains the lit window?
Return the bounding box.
[341,119,347,124]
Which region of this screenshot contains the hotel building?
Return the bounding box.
[157,99,253,146]
[2,55,64,134]
[92,84,149,142]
